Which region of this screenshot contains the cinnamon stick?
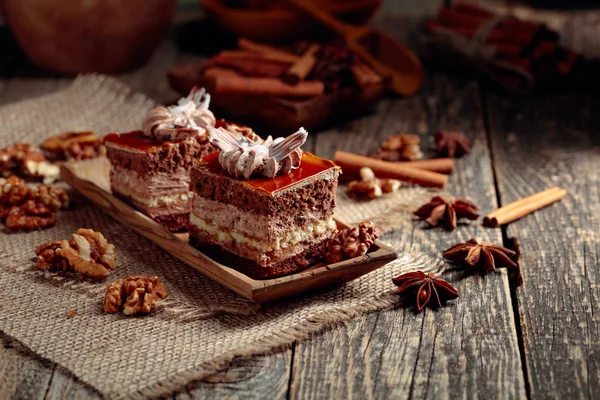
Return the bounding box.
[342,158,454,176]
[203,67,239,79]
[208,74,325,98]
[237,38,300,64]
[211,55,290,78]
[483,187,566,227]
[216,50,267,59]
[453,1,557,41]
[218,49,299,65]
[334,151,448,188]
[393,158,454,174]
[351,62,383,89]
[439,7,542,35]
[425,20,535,47]
[282,44,320,85]
[437,8,542,50]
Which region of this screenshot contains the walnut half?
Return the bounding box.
[325,221,382,264]
[0,176,69,231]
[34,229,116,279]
[104,276,168,316]
[59,229,116,279]
[42,131,103,161]
[2,201,56,231]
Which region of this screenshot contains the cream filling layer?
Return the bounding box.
[190,213,336,253]
[112,181,193,207]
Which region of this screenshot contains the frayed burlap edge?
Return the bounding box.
[1,292,397,400]
[2,251,440,399]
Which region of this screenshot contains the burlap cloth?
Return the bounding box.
[0,75,442,399]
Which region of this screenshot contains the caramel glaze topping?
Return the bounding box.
[199,151,340,195]
[103,119,229,152]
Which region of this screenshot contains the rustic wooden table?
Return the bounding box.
[1,1,599,399]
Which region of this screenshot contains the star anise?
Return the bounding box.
[414,196,479,231]
[434,130,471,158]
[442,238,518,273]
[392,271,459,311]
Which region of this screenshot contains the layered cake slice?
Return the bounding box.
[104,88,256,231]
[189,125,341,279]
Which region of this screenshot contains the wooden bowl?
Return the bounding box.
[167,60,387,132]
[201,0,383,42]
[3,0,177,74]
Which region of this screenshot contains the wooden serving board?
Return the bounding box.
[60,157,397,303]
[167,60,386,132]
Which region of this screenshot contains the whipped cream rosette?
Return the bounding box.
[142,87,216,140]
[207,125,307,180]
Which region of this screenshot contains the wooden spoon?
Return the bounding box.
[283,0,424,96]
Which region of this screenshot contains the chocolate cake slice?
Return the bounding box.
[104,130,215,231]
[104,88,256,231]
[189,126,341,279]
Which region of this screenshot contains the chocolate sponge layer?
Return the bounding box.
[189,235,326,279]
[106,136,217,174]
[190,169,339,220]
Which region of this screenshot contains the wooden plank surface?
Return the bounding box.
[290,5,525,395]
[2,0,598,398]
[0,336,54,400]
[485,88,600,399]
[291,72,526,399]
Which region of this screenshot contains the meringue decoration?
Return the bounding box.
[208,126,308,179]
[142,87,216,140]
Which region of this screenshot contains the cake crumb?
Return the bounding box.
[67,309,78,318]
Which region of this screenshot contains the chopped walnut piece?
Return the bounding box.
[43,131,100,155]
[59,229,116,279]
[381,179,401,193]
[325,237,345,263]
[104,276,168,316]
[2,201,56,231]
[347,167,400,199]
[35,240,69,271]
[104,279,124,313]
[359,167,376,181]
[23,160,60,184]
[0,143,45,176]
[0,143,59,183]
[0,175,29,206]
[29,185,69,212]
[65,141,103,161]
[325,221,382,263]
[371,133,423,161]
[348,180,382,199]
[42,131,103,161]
[0,175,69,232]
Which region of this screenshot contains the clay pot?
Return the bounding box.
[2,0,177,74]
